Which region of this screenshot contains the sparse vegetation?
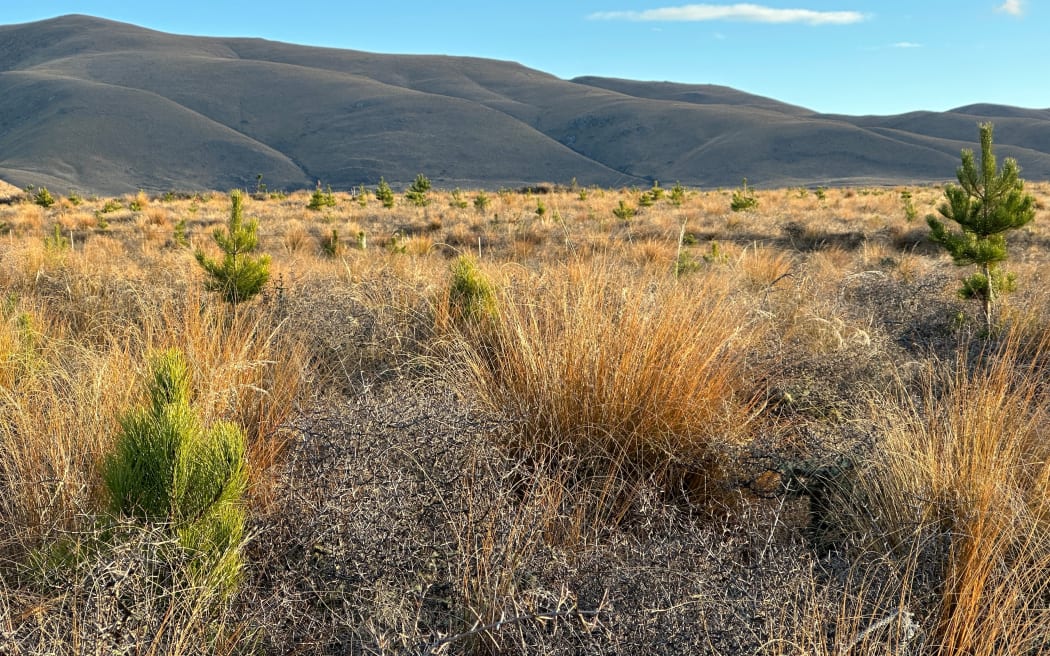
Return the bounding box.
[1,178,1049,654]
[129,190,148,211]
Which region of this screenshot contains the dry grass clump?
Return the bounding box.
[836,330,1050,654]
[734,243,795,290]
[1,521,249,655]
[459,258,761,508]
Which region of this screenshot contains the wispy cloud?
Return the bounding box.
[997,0,1023,16]
[588,3,868,25]
[891,41,922,48]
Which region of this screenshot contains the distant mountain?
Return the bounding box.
[2,15,1049,194]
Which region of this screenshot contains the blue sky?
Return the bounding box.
[6,1,1047,115]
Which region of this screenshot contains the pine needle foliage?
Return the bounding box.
[307,182,337,210]
[102,349,248,594]
[195,190,271,305]
[405,173,432,207]
[375,177,395,208]
[730,178,758,212]
[927,123,1036,330]
[448,255,497,324]
[32,187,55,208]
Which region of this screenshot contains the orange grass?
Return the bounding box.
[460,258,762,501]
[847,330,1050,654]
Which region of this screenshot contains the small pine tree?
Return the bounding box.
[405,173,431,207]
[32,187,55,208]
[103,349,247,594]
[173,218,189,247]
[730,178,758,212]
[613,199,635,221]
[321,228,341,257]
[473,191,490,213]
[900,189,918,222]
[670,181,686,206]
[195,190,271,305]
[450,188,469,209]
[449,255,497,323]
[375,177,395,208]
[44,224,70,251]
[307,182,337,210]
[927,122,1036,331]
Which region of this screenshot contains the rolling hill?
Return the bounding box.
[2,14,1050,194]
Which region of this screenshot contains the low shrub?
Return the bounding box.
[447,255,497,325]
[103,348,248,595]
[731,178,758,212]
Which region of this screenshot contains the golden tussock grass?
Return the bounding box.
[840,329,1050,654]
[458,257,763,508]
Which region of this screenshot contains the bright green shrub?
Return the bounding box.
[307,182,337,210]
[670,181,686,206]
[102,349,247,594]
[613,199,635,221]
[32,187,55,208]
[375,177,395,208]
[450,188,469,209]
[730,178,758,212]
[405,173,431,207]
[449,255,497,323]
[195,190,271,305]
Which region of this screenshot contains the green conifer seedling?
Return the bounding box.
[448,255,497,324]
[405,173,432,207]
[195,190,271,305]
[375,177,395,208]
[307,182,337,210]
[103,349,247,594]
[927,123,1036,331]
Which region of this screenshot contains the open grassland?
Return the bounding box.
[2,181,1050,654]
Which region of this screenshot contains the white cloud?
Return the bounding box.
[891,41,922,48]
[997,0,1023,16]
[588,3,868,25]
